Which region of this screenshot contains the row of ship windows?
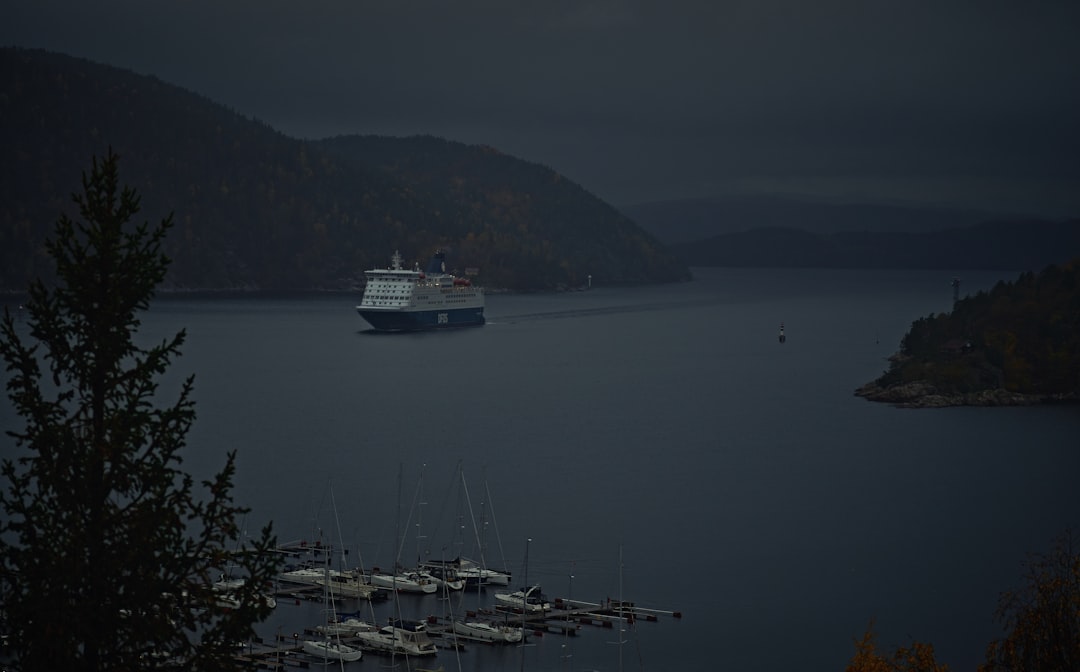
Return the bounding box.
[366,293,477,301]
[370,283,473,291]
[364,300,472,307]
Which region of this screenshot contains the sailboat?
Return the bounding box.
[495,539,549,615]
[430,468,513,589]
[313,571,380,600]
[451,616,524,643]
[302,637,363,663]
[302,486,364,663]
[211,573,277,610]
[351,619,438,657]
[354,465,440,660]
[424,555,510,587]
[494,584,551,613]
[302,553,363,663]
[453,559,523,642]
[369,568,438,593]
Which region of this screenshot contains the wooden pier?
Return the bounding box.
[232,641,308,670]
[246,547,682,668]
[234,595,680,669]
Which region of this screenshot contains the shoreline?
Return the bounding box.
[854,380,1078,408]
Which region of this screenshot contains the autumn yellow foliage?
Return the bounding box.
[846,620,948,672]
[979,530,1080,672]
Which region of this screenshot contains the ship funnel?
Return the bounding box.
[425,251,447,275]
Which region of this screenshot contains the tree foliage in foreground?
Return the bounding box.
[847,530,1080,672]
[0,150,281,671]
[846,619,949,672]
[980,529,1080,672]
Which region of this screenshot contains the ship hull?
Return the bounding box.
[357,306,485,332]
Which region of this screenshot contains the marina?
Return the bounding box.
[235,588,680,669]
[229,536,682,669]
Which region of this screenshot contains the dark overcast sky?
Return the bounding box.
[5,1,1079,215]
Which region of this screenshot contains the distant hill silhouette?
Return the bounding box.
[667,220,1080,271]
[0,47,689,291]
[620,195,1010,243]
[623,196,1079,272]
[3,47,1075,289]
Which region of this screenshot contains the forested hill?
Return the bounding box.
[313,135,691,290]
[856,258,1080,406]
[0,47,689,291]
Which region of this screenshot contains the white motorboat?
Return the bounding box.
[457,563,511,587]
[494,585,551,613]
[315,617,370,637]
[212,576,276,609]
[370,570,438,594]
[424,556,511,587]
[418,566,465,591]
[278,566,351,586]
[352,620,437,657]
[451,618,524,643]
[302,638,363,662]
[315,574,380,600]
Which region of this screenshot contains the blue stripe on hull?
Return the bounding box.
[357,307,485,332]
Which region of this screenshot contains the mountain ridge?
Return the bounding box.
[666,219,1080,271]
[619,195,1034,243]
[0,47,689,292]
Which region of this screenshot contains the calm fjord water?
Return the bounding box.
[4,267,1078,670]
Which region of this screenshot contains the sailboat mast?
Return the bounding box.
[520,536,531,672]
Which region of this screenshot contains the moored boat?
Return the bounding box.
[352,619,437,657]
[451,618,524,643]
[278,566,350,586]
[212,576,276,609]
[370,569,438,594]
[356,250,485,331]
[417,565,465,591]
[315,574,380,600]
[302,638,363,662]
[494,584,551,613]
[305,553,364,663]
[422,556,511,587]
[315,616,369,637]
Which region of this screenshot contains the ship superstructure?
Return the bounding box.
[356,250,485,331]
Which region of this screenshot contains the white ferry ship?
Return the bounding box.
[356,250,485,331]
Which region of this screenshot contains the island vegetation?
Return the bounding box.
[855,258,1080,407]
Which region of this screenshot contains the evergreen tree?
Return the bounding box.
[0,150,281,671]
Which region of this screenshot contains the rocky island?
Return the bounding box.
[855,259,1080,408]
